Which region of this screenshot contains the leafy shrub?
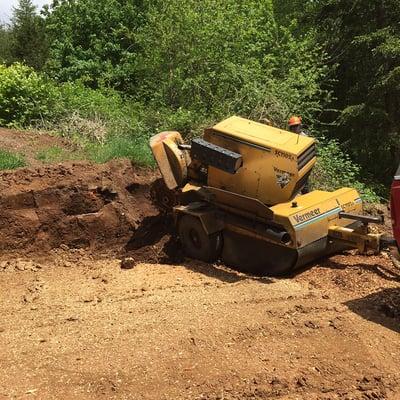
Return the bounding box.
[59,83,127,127]
[310,138,380,202]
[0,63,60,127]
[0,149,26,170]
[45,0,329,130]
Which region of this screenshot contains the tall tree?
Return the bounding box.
[310,0,400,184]
[0,24,12,64]
[10,0,48,69]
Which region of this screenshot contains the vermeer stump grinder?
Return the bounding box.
[150,116,392,276]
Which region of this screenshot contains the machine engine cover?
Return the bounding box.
[204,116,316,206]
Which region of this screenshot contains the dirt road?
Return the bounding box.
[0,131,399,399]
[0,249,399,400]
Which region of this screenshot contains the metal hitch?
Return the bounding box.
[338,212,384,225]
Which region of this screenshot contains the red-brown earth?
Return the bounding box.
[0,128,399,400]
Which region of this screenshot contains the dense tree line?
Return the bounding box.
[41,0,328,124]
[309,0,400,184]
[0,0,399,189]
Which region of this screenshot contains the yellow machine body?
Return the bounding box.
[149,116,384,276]
[271,187,363,249]
[175,184,374,275]
[204,116,316,205]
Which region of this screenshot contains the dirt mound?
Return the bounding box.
[0,160,158,254]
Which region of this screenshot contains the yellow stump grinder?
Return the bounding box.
[150,116,391,276]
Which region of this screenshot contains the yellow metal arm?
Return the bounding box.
[328,225,382,253]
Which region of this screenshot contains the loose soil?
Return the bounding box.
[0,158,157,254]
[0,129,399,400]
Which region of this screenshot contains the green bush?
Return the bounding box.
[0,149,26,170]
[310,138,380,202]
[59,83,136,133]
[0,63,60,127]
[0,64,156,166]
[45,0,329,129]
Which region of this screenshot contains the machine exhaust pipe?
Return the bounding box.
[265,228,292,245]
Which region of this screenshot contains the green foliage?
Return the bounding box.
[44,0,143,87]
[0,149,26,170]
[10,0,48,69]
[0,63,60,127]
[308,0,400,184]
[0,64,155,165]
[58,82,145,139]
[311,138,380,203]
[44,0,328,128]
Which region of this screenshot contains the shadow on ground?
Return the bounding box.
[305,255,400,283]
[345,288,400,333]
[124,212,400,284]
[124,213,273,284]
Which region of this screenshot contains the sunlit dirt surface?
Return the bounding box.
[0,250,399,400]
[0,129,399,399]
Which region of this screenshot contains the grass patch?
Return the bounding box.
[35,137,155,167]
[85,136,155,166]
[0,149,26,170]
[35,145,86,163]
[36,146,67,163]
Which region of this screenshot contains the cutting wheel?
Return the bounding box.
[150,178,179,213]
